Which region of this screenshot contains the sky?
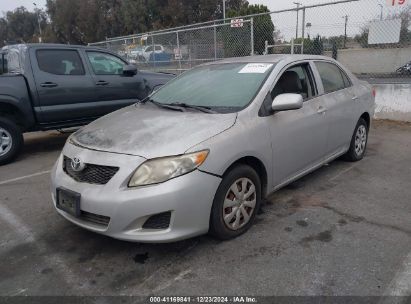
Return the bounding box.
[0,0,47,12]
[1,0,409,40]
[247,0,410,40]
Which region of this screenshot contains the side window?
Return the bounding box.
[0,54,6,74]
[36,49,85,75]
[271,63,316,101]
[340,70,352,88]
[87,51,125,75]
[145,46,153,52]
[155,45,162,51]
[315,61,345,93]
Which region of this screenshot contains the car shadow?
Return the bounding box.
[16,131,72,162]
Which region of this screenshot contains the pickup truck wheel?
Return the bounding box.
[0,117,23,165]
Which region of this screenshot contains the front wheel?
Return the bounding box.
[343,118,368,162]
[0,117,23,165]
[209,164,261,240]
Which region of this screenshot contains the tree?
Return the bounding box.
[227,3,276,55]
[0,7,47,46]
[0,17,8,46]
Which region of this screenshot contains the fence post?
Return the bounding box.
[291,39,294,54]
[250,17,254,55]
[176,31,182,72]
[301,8,306,54]
[264,40,268,55]
[152,35,155,70]
[213,22,217,60]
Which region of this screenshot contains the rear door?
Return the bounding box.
[84,50,146,115]
[32,48,99,123]
[313,61,358,157]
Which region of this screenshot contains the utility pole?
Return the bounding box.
[294,2,302,40]
[33,2,42,43]
[342,15,348,48]
[378,4,383,20]
[306,22,312,39]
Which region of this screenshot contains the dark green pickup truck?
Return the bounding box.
[0,44,174,165]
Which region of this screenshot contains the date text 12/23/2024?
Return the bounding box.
[149,296,257,303]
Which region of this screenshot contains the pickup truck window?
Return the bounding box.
[86,51,125,75]
[0,54,7,74]
[36,49,85,75]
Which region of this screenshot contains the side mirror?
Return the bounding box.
[272,93,303,112]
[123,64,138,76]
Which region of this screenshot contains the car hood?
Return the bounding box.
[71,104,237,159]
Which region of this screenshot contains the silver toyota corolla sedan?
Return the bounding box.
[51,55,375,242]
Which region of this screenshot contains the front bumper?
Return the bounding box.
[51,143,221,242]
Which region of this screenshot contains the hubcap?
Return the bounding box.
[0,128,13,157]
[223,177,256,231]
[354,125,367,156]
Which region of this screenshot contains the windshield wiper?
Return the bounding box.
[167,102,216,114]
[138,97,184,112]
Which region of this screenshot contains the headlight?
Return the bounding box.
[128,150,209,187]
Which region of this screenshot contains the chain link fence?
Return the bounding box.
[89,0,411,79]
[89,19,254,74]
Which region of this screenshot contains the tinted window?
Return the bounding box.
[340,70,352,87]
[155,45,162,51]
[87,51,125,75]
[0,54,6,74]
[315,61,345,93]
[151,63,275,112]
[36,50,85,75]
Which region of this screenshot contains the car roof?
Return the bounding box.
[1,43,110,52]
[205,54,335,65]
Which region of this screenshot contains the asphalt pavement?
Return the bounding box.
[0,120,410,298]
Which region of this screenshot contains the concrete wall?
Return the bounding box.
[374,83,411,122]
[324,47,411,74]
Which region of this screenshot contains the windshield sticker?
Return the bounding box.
[238,63,273,74]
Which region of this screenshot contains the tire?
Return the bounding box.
[0,117,24,165]
[342,118,368,162]
[209,164,261,240]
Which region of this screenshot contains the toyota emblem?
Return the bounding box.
[70,157,86,172]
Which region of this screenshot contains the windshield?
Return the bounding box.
[150,62,275,113]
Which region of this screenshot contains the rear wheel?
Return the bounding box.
[343,118,368,162]
[0,117,23,165]
[209,164,261,240]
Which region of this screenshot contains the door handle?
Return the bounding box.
[317,106,327,114]
[40,82,58,88]
[96,80,109,86]
[352,95,359,101]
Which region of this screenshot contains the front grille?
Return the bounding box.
[63,156,119,185]
[80,210,110,227]
[142,212,171,229]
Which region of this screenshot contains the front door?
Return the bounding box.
[264,62,329,187]
[84,51,146,116]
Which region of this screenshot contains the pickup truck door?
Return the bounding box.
[31,48,104,123]
[84,51,148,115]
